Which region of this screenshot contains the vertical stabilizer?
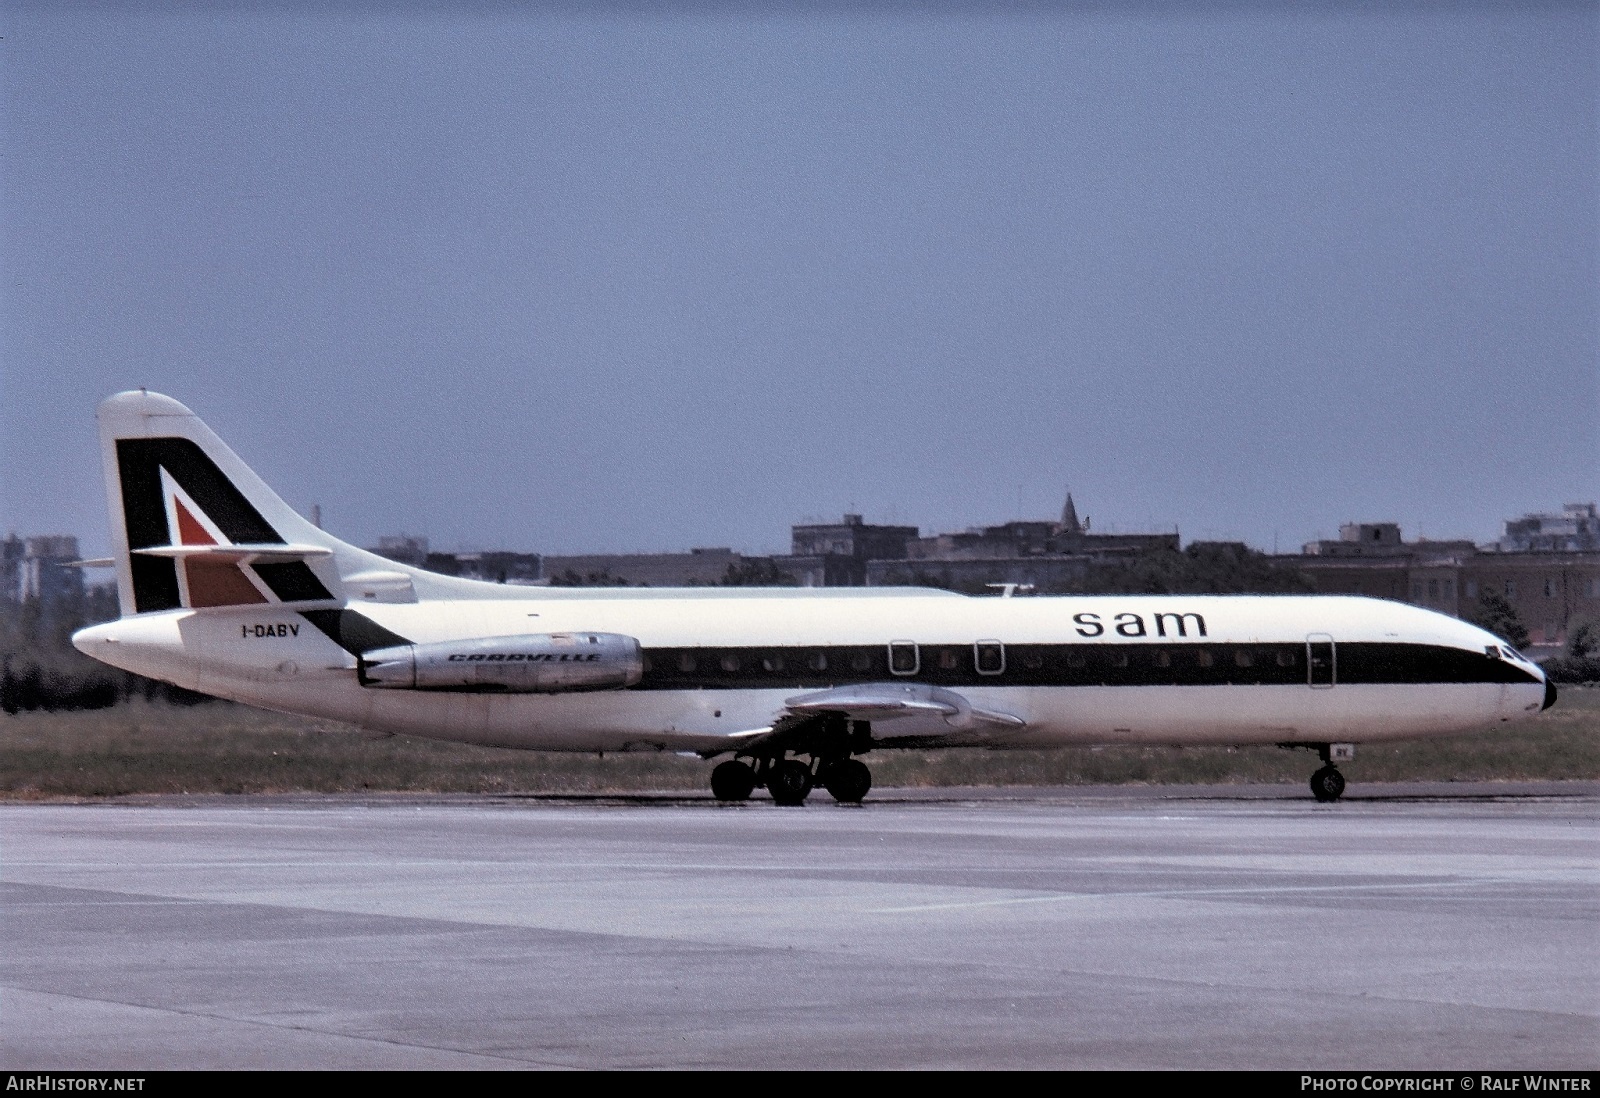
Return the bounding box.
[97,391,369,616]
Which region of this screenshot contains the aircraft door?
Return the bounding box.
[888,640,920,676]
[1307,633,1335,688]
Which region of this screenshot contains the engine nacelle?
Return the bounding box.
[359,632,644,693]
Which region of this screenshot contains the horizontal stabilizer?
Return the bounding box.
[133,543,334,561]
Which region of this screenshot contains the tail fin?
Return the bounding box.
[97,390,394,617]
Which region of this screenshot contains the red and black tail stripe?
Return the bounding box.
[116,437,332,612]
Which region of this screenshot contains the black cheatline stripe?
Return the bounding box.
[632,641,1540,692]
[115,437,332,609]
[251,561,333,603]
[300,609,412,655]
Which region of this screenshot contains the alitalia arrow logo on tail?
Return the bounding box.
[116,437,333,612]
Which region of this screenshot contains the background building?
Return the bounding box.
[864,494,1180,590]
[1286,509,1600,658]
[784,515,919,587]
[0,535,87,608]
[1499,503,1600,553]
[541,548,753,587]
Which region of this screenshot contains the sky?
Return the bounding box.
[3,1,1596,560]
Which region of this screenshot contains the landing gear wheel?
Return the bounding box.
[822,758,872,804]
[1310,765,1346,803]
[767,759,813,806]
[710,760,756,802]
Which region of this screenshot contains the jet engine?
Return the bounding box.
[358,632,644,693]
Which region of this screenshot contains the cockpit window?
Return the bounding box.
[1503,646,1528,663]
[1485,645,1502,660]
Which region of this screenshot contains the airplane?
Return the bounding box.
[72,390,1557,805]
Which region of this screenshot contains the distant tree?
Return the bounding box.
[1542,619,1600,684]
[1568,621,1598,659]
[720,558,798,587]
[0,585,216,713]
[1466,590,1531,650]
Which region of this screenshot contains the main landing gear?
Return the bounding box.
[710,755,874,806]
[710,722,875,806]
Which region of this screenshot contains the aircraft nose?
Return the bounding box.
[1543,677,1558,711]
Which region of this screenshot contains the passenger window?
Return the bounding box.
[1021,652,1044,671]
[761,654,783,673]
[1152,650,1171,668]
[1276,650,1296,668]
[1195,649,1214,668]
[1065,651,1087,669]
[808,651,828,672]
[889,641,919,676]
[678,653,696,674]
[1110,651,1129,669]
[720,654,741,673]
[851,650,872,673]
[1234,649,1253,668]
[938,649,959,671]
[975,640,1005,675]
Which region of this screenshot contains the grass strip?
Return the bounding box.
[2,689,1596,799]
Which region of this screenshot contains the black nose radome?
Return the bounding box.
[1543,678,1559,711]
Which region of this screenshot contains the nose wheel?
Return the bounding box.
[1310,765,1346,803]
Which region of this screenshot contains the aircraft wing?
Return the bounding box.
[715,682,1025,757]
[784,682,1025,729]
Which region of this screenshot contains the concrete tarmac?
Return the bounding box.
[2,782,1597,1070]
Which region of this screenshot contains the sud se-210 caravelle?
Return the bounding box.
[73,391,1557,805]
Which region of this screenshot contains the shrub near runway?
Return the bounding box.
[1,688,1596,799]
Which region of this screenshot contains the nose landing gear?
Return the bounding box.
[1278,742,1354,802]
[1309,742,1353,802]
[1310,765,1346,803]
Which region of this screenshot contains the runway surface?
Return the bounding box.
[3,782,1597,1069]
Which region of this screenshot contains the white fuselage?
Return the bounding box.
[73,589,1549,756]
